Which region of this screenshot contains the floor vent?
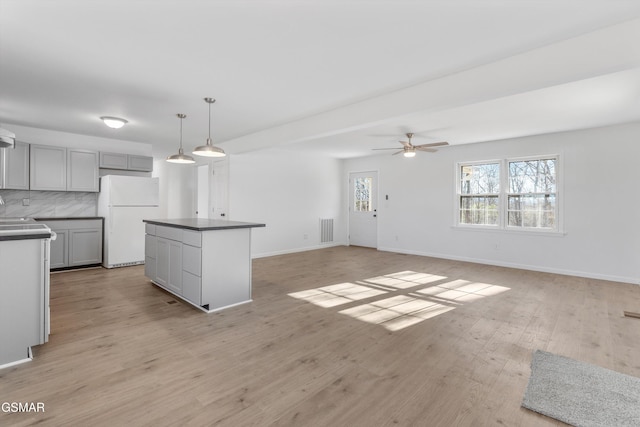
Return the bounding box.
[320,218,334,243]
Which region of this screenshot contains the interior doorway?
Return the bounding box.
[196,164,209,218]
[348,171,378,248]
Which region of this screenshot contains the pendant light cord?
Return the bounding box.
[208,101,212,140]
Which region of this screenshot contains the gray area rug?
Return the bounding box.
[522,350,640,426]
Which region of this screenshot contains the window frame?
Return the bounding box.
[455,154,561,234]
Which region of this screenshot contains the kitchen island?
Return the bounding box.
[143,218,265,313]
[0,219,52,368]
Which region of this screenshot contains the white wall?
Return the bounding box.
[228,148,345,257]
[342,122,640,284]
[154,160,196,219]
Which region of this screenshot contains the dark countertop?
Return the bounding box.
[144,218,266,231]
[35,217,104,221]
[0,223,52,241]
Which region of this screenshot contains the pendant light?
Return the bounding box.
[193,97,226,157]
[167,114,195,164]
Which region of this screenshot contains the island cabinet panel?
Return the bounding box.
[182,271,201,305]
[143,218,265,313]
[0,141,30,190]
[155,233,183,295]
[201,229,252,310]
[182,244,201,276]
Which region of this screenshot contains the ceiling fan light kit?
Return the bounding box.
[372,132,449,157]
[193,97,226,158]
[167,113,196,164]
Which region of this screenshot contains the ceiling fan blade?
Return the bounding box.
[372,147,403,151]
[400,140,411,148]
[416,147,437,152]
[413,141,448,148]
[392,150,404,156]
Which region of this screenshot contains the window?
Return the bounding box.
[456,156,559,231]
[459,162,500,226]
[354,176,373,212]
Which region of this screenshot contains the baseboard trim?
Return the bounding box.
[377,246,640,285]
[253,242,346,259]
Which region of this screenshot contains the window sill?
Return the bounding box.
[451,225,566,237]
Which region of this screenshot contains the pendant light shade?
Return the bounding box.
[167,114,196,164]
[193,98,226,157]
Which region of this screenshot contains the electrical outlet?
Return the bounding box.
[303,234,308,240]
[22,198,30,206]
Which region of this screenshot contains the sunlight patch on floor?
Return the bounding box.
[288,271,510,331]
[288,282,387,308]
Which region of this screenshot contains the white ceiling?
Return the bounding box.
[1,1,640,159]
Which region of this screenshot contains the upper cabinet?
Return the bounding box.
[30,145,67,191]
[67,149,99,192]
[30,144,99,192]
[99,152,127,169]
[100,152,153,172]
[0,141,30,190]
[127,154,153,171]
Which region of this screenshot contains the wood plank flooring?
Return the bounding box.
[1,246,639,426]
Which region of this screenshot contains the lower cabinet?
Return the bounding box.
[145,224,202,306]
[156,237,183,295]
[37,218,103,270]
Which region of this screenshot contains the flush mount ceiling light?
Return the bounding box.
[192,98,226,157]
[167,114,195,164]
[100,116,128,129]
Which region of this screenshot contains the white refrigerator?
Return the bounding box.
[98,175,160,268]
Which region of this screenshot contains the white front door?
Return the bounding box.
[349,171,378,248]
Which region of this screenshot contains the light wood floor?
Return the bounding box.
[1,246,639,426]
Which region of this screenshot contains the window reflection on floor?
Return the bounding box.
[288,271,510,331]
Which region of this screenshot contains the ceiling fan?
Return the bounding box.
[373,132,449,157]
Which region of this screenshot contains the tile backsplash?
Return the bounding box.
[0,190,97,218]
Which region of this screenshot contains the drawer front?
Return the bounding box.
[145,235,157,258]
[182,230,201,247]
[182,271,201,306]
[145,223,156,236]
[182,244,202,276]
[156,225,182,241]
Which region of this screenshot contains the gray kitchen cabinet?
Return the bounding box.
[30,145,67,191]
[0,237,50,366]
[67,149,99,192]
[127,155,153,172]
[99,152,153,172]
[49,229,68,269]
[37,219,103,270]
[30,145,99,192]
[99,152,128,169]
[143,220,264,313]
[144,229,157,279]
[156,237,183,295]
[0,141,30,190]
[69,228,102,266]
